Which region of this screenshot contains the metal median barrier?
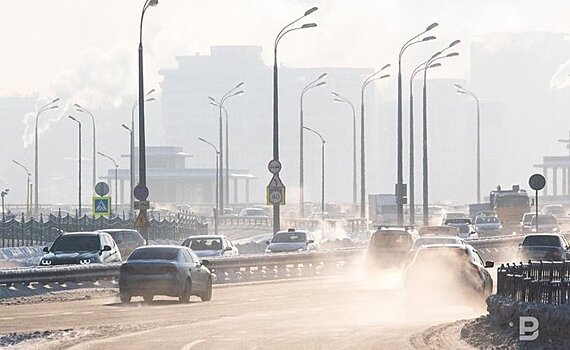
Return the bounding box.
[497,260,570,304]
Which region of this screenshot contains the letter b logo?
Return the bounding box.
[519,316,539,341]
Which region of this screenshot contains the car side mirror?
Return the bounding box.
[102,245,112,252]
[224,246,233,251]
[485,261,494,268]
[43,246,49,253]
[470,231,476,235]
[307,240,315,244]
[266,240,271,245]
[201,259,210,266]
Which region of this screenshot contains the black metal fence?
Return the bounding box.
[0,212,208,248]
[497,260,570,304]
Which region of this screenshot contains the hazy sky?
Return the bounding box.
[1,0,570,97]
[2,0,570,207]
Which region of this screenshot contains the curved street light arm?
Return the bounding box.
[198,137,219,154]
[98,151,118,168]
[303,126,325,143]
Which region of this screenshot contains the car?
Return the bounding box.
[181,235,239,257]
[418,225,460,237]
[265,229,319,253]
[39,231,122,266]
[405,244,494,305]
[473,215,502,236]
[119,245,212,303]
[542,204,566,217]
[366,226,419,269]
[516,234,570,261]
[98,229,146,258]
[239,207,268,217]
[411,236,467,253]
[530,214,560,233]
[442,212,468,223]
[519,213,535,234]
[445,218,478,239]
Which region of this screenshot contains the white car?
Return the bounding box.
[181,235,239,258]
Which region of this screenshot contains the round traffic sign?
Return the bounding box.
[134,184,149,201]
[268,190,282,204]
[268,159,282,174]
[95,182,110,196]
[529,174,546,191]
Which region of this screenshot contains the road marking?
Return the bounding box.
[0,317,14,320]
[179,339,206,350]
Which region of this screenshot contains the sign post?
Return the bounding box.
[267,160,285,233]
[529,173,546,233]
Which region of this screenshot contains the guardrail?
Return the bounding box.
[497,260,570,304]
[216,216,368,233]
[0,249,364,289]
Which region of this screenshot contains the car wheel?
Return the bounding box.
[200,278,212,302]
[179,279,192,303]
[120,291,131,304]
[143,294,154,303]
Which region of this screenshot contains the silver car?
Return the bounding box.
[265,229,319,253]
[181,235,239,258]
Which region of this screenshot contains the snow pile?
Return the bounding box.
[0,246,44,268]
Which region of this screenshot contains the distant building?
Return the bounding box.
[102,146,255,205]
[159,45,375,205]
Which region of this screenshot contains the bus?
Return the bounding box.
[490,185,530,233]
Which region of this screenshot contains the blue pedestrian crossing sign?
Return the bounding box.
[93,196,112,216]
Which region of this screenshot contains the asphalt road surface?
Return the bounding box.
[0,273,484,349]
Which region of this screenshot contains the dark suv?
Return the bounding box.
[39,231,122,266]
[366,227,419,269]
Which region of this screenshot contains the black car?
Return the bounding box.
[98,229,146,258]
[516,234,570,261]
[366,227,419,270]
[39,231,122,266]
[119,245,212,303]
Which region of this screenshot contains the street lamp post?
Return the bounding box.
[303,126,326,216]
[128,91,155,215]
[121,124,134,213]
[198,137,219,235]
[360,65,391,219]
[74,104,96,193]
[332,91,357,209]
[272,7,318,233]
[420,45,460,225]
[97,151,119,215]
[34,98,60,215]
[68,116,82,217]
[12,160,32,216]
[454,84,481,204]
[209,84,244,212]
[397,23,438,226]
[299,73,327,217]
[137,0,158,243]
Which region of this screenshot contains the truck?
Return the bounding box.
[368,194,398,225]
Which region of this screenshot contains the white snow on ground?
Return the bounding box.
[0,246,44,268]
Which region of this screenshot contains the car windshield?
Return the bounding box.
[50,235,100,252]
[454,225,470,234]
[531,215,557,225]
[475,216,499,224]
[412,237,459,250]
[522,236,560,247]
[128,248,179,261]
[184,238,223,251]
[272,232,306,243]
[523,214,534,224]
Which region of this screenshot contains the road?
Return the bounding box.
[0,272,483,349]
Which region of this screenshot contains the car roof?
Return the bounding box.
[417,243,469,251]
[60,231,101,236]
[184,235,226,239]
[275,230,308,234]
[135,245,186,250]
[97,229,139,233]
[524,233,562,238]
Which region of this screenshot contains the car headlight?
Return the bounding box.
[79,259,92,265]
[553,227,559,232]
[265,248,272,253]
[40,259,52,266]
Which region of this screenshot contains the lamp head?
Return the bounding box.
[301,23,317,29]
[379,74,390,79]
[315,81,327,87]
[426,22,439,31]
[304,7,318,16]
[333,98,343,103]
[429,63,442,69]
[317,73,328,80]
[145,97,156,102]
[422,35,436,42]
[149,0,158,6]
[73,103,82,108]
[234,91,245,96]
[331,91,340,97]
[449,39,461,47]
[446,52,459,57]
[51,98,61,103]
[235,82,244,89]
[68,115,78,122]
[146,88,156,96]
[454,83,465,90]
[50,105,59,110]
[380,63,391,71]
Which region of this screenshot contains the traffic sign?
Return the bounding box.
[266,174,286,205]
[529,174,546,191]
[268,159,282,174]
[134,211,150,228]
[93,196,111,216]
[134,184,149,201]
[95,182,110,196]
